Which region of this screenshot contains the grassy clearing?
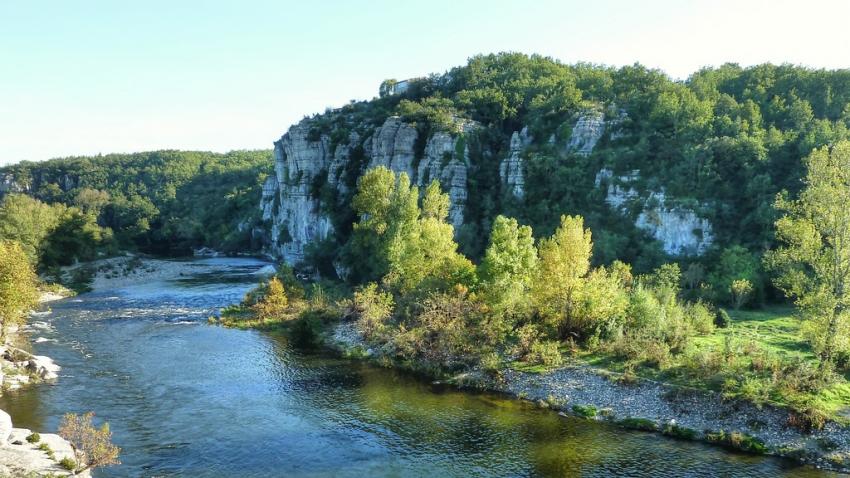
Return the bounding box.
[523,306,849,423]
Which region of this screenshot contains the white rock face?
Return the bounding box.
[500,111,607,200]
[596,169,714,256]
[260,116,472,266]
[500,127,531,199]
[567,110,605,155]
[0,411,11,445]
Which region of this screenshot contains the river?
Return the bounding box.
[1,258,837,477]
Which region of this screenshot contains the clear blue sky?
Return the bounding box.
[2,0,849,164]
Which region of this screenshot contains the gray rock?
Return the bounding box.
[0,411,11,445]
[261,115,473,266]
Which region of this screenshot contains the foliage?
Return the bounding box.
[25,432,40,443]
[59,457,77,471]
[571,404,598,418]
[252,277,288,322]
[766,141,850,366]
[479,215,537,329]
[730,279,754,310]
[58,412,121,473]
[0,150,271,255]
[351,283,394,340]
[0,241,39,338]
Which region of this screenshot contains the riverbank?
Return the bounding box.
[0,292,83,476]
[328,321,850,473]
[59,254,274,293]
[0,409,88,478]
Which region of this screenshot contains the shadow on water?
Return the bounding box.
[0,258,838,477]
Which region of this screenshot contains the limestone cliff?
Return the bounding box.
[260,116,474,264]
[595,169,714,256]
[261,101,714,268]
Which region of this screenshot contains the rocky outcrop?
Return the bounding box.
[499,127,531,199]
[567,109,606,155]
[595,169,714,256]
[500,111,608,200]
[0,410,89,477]
[0,173,28,196]
[261,116,473,265]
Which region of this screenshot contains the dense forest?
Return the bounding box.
[0,150,272,269]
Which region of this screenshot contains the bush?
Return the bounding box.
[663,423,698,440]
[715,308,732,328]
[528,340,563,367]
[58,412,121,473]
[572,404,598,418]
[350,283,394,341]
[686,301,715,335]
[705,430,767,454]
[59,457,77,471]
[289,313,325,348]
[618,417,658,431]
[26,432,40,443]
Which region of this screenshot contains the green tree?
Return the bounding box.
[0,241,39,339]
[532,215,593,338]
[479,215,537,318]
[730,279,754,310]
[766,141,850,366]
[0,194,62,264]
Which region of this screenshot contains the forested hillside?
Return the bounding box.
[262,53,850,310]
[0,150,272,267]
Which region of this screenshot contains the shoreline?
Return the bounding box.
[328,321,850,474]
[0,291,84,476]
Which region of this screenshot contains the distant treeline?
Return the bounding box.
[0,150,272,268]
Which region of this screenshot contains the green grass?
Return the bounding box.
[571,404,598,418]
[577,306,850,422]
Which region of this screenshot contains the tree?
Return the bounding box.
[479,215,537,318]
[766,141,850,367]
[348,168,473,293]
[0,194,62,264]
[532,215,593,338]
[730,279,754,310]
[58,412,120,474]
[0,241,39,339]
[252,277,288,322]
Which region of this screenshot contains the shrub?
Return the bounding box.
[663,423,698,440]
[786,397,828,432]
[252,277,289,322]
[572,404,598,418]
[715,308,731,328]
[350,283,394,341]
[705,430,767,454]
[528,340,563,367]
[289,313,324,348]
[26,432,40,443]
[58,412,121,473]
[618,417,658,431]
[59,457,77,471]
[479,351,502,373]
[686,301,715,335]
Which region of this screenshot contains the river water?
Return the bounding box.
[1,258,837,477]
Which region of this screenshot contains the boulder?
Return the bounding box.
[0,410,11,445]
[26,356,60,380]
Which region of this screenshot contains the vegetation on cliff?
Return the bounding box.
[292,54,850,315]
